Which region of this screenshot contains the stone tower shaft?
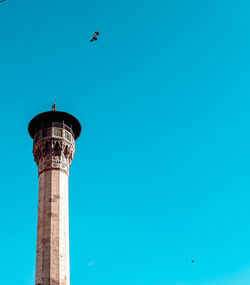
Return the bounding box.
[29,111,81,285]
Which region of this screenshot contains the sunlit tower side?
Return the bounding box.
[28,107,81,285]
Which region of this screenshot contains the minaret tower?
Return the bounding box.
[28,106,81,285]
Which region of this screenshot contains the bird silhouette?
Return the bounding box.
[90,31,99,42]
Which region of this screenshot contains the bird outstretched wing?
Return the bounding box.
[90,36,97,42]
[90,31,99,42]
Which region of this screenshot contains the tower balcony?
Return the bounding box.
[33,122,75,144]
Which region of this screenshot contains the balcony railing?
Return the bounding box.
[34,122,75,143]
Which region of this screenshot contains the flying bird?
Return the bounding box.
[88,260,95,266]
[191,260,195,263]
[90,30,99,42]
[0,0,6,2]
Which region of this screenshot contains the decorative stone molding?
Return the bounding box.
[29,112,81,285]
[33,132,75,176]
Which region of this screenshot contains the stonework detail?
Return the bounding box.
[33,128,75,176]
[35,170,70,285]
[33,125,76,285]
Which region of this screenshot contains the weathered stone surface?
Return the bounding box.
[33,125,74,285]
[33,127,75,176]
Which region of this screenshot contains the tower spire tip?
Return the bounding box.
[52,102,57,111]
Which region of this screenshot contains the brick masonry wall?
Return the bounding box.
[35,169,69,285]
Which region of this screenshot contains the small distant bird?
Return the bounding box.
[88,260,95,266]
[90,30,99,42]
[191,260,195,263]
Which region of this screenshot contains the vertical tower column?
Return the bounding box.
[29,110,81,285]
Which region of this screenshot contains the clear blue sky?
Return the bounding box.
[1,0,250,284]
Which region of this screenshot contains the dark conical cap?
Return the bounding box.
[28,111,81,139]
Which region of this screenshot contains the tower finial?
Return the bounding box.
[52,102,57,111]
